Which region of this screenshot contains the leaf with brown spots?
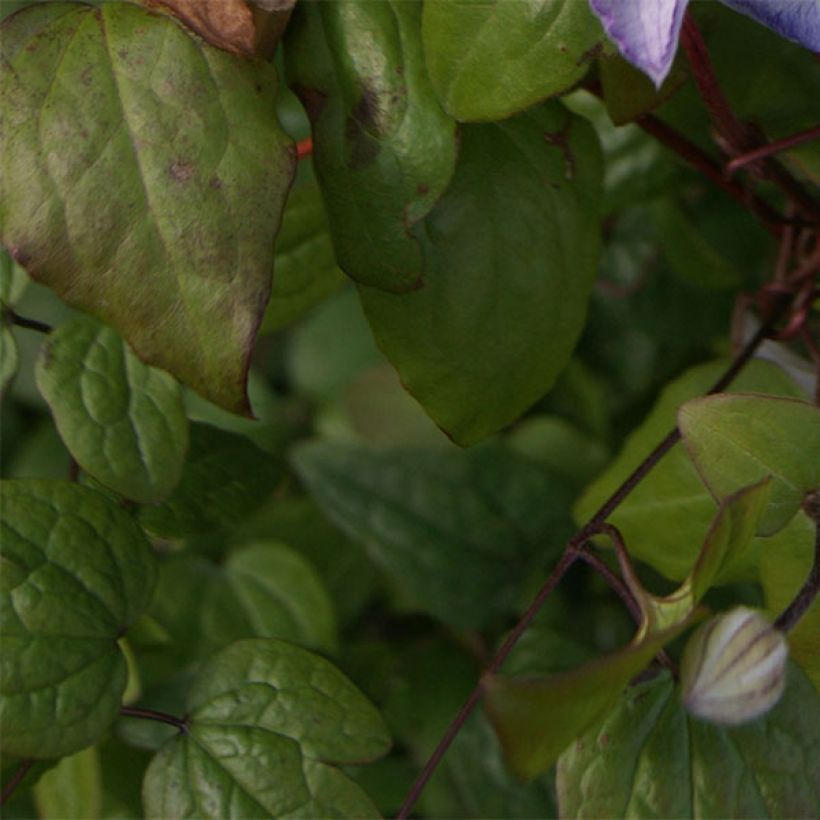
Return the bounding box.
[0,2,295,413]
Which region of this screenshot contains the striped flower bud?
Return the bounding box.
[681,607,788,726]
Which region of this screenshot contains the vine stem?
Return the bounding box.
[119,705,188,732]
[775,493,820,633]
[681,13,820,224]
[4,310,52,334]
[726,125,820,176]
[396,310,788,819]
[0,760,33,807]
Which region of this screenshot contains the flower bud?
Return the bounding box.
[681,606,788,726]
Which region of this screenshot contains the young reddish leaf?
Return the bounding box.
[0,3,295,414]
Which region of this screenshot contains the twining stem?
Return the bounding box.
[396,311,790,819]
[681,13,820,224]
[0,760,33,807]
[119,705,188,732]
[4,309,52,335]
[727,125,820,176]
[634,114,784,239]
[775,493,820,633]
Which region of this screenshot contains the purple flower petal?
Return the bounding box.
[720,0,820,52]
[589,0,690,86]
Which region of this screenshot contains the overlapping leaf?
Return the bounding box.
[35,316,188,503]
[138,424,281,537]
[0,2,295,413]
[422,0,603,122]
[485,479,770,779]
[292,441,576,628]
[360,102,603,445]
[0,480,157,758]
[143,638,390,818]
[575,360,804,580]
[260,172,344,333]
[147,543,337,661]
[679,393,820,535]
[285,0,457,291]
[557,666,820,817]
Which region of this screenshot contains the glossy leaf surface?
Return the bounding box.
[138,424,281,537]
[0,2,295,413]
[36,316,188,502]
[286,0,457,291]
[360,102,602,445]
[422,0,602,121]
[575,360,804,580]
[292,441,575,628]
[557,666,820,817]
[143,638,389,818]
[0,480,157,758]
[679,394,820,535]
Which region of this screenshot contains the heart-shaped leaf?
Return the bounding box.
[557,665,820,817]
[142,638,390,818]
[359,102,603,445]
[285,0,457,292]
[0,480,157,758]
[138,424,281,538]
[292,441,575,629]
[36,316,188,503]
[422,0,603,122]
[0,2,295,413]
[679,394,820,535]
[147,543,337,661]
[574,360,804,580]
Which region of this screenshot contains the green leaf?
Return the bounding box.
[624,479,771,639]
[0,2,295,413]
[557,665,820,817]
[236,496,379,628]
[679,394,820,536]
[1,324,17,393]
[159,543,337,657]
[651,197,742,290]
[0,480,157,758]
[292,441,575,628]
[760,514,820,690]
[143,638,390,819]
[485,623,688,780]
[285,0,457,292]
[574,360,804,581]
[359,102,603,445]
[259,170,345,334]
[33,746,102,820]
[422,0,602,122]
[138,424,281,538]
[1,249,29,306]
[35,316,188,503]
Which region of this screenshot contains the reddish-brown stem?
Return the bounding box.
[727,125,820,176]
[68,458,79,483]
[0,760,33,807]
[396,304,789,819]
[119,705,188,732]
[635,115,783,239]
[681,13,820,223]
[775,494,820,632]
